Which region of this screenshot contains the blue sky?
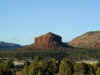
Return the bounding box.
[0,0,100,45]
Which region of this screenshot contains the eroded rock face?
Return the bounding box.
[22,32,71,50]
[69,31,100,49]
[34,32,64,49]
[95,40,100,48]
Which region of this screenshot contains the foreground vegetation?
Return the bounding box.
[0,60,15,75]
[1,57,100,75]
[0,48,100,75]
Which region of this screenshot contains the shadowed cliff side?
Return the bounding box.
[22,32,71,50]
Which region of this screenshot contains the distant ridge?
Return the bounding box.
[0,41,22,50]
[69,31,100,49]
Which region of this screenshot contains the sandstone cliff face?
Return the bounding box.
[69,31,100,49]
[22,32,71,50]
[33,32,66,49]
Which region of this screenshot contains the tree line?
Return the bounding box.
[22,58,100,75]
[0,60,15,75]
[1,58,100,75]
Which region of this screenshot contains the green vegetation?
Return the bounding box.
[59,59,73,75]
[0,60,15,75]
[22,58,57,75]
[0,48,100,60]
[22,58,100,75]
[0,48,100,75]
[1,57,100,75]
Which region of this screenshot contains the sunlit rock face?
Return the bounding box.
[34,32,64,49]
[69,31,100,49]
[22,32,71,50]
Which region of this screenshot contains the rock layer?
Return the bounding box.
[33,32,67,49]
[69,31,100,49]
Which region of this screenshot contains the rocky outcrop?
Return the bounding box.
[69,31,100,49]
[33,32,69,49]
[22,32,71,50]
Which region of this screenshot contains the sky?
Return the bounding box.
[0,0,100,45]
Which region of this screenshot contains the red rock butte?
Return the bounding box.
[33,32,66,49]
[22,32,71,50]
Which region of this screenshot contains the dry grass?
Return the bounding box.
[16,71,22,75]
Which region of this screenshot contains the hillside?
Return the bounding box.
[69,31,100,49]
[0,41,22,50]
